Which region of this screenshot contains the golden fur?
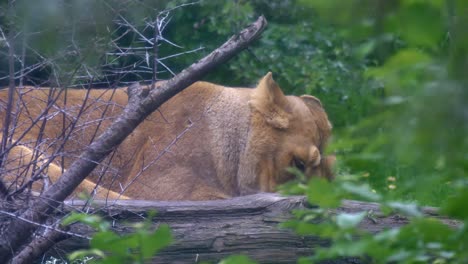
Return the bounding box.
[0,73,333,200]
[0,134,129,200]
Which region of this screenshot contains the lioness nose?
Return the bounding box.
[321,155,336,180]
[309,145,321,167]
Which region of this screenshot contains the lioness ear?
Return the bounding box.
[249,72,290,129]
[300,95,322,108]
[300,95,333,130]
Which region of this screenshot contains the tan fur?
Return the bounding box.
[0,73,333,200]
[0,134,129,200]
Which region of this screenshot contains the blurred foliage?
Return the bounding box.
[62,211,172,264]
[283,174,468,264]
[218,255,257,264]
[319,0,468,206]
[162,0,378,128]
[0,0,170,86]
[280,0,468,263]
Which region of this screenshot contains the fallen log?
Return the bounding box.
[47,193,458,264]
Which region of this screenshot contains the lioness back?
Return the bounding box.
[0,73,333,200]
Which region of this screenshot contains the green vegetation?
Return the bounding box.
[281,0,468,263]
[62,211,171,264]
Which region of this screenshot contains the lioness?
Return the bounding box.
[0,73,333,200]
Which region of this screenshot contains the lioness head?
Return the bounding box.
[241,72,334,193]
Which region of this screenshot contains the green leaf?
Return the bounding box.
[396,2,443,47]
[441,187,468,219]
[353,40,376,59]
[219,255,257,264]
[90,231,130,255]
[373,228,400,242]
[62,213,109,231]
[140,224,172,259]
[331,239,373,256]
[306,178,341,208]
[385,49,432,69]
[336,212,366,229]
[366,49,432,86]
[285,220,338,238]
[386,202,423,217]
[99,255,129,264]
[68,248,105,261]
[341,182,381,202]
[386,250,413,263]
[399,218,454,243]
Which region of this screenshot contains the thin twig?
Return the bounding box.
[151,15,160,89]
[0,0,17,174]
[0,210,91,240]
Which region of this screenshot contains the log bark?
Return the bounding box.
[0,16,268,261]
[47,193,458,264]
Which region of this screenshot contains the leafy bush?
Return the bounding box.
[280,0,468,263]
[162,0,380,128]
[62,211,172,264]
[284,176,465,263]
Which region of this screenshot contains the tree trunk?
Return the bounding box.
[50,193,458,264]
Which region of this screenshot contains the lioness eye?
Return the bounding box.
[292,157,306,172]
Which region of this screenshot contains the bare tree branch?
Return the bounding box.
[0,210,90,240]
[151,14,161,88]
[0,0,17,176]
[11,228,68,264]
[0,15,268,261]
